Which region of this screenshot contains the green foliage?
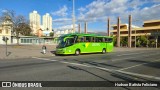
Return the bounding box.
[120,37,128,47]
[17,23,32,36]
[49,32,54,37]
[113,36,117,46]
[136,36,149,47]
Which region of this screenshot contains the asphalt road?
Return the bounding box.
[0,48,160,90]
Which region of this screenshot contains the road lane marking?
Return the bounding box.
[117,70,160,80]
[32,57,160,80]
[112,53,160,62]
[119,59,160,71]
[32,57,92,67]
[60,61,92,67]
[32,57,57,61]
[117,52,155,56]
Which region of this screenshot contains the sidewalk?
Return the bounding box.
[0,45,159,60]
[0,45,57,60]
[113,47,160,52]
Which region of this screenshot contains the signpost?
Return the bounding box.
[2,36,9,56]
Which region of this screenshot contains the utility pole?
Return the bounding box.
[107,18,110,36]
[72,0,76,33]
[78,23,81,33]
[156,30,158,48]
[117,17,120,47]
[128,15,132,48]
[6,39,8,56]
[84,22,87,34]
[135,29,136,48]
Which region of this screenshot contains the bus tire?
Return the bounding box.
[75,49,80,56]
[102,48,106,54]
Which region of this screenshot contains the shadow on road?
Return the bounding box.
[67,65,130,90]
[50,51,56,54]
[73,59,122,68]
[7,52,12,56]
[128,59,160,69]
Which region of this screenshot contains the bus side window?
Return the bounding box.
[108,38,113,42]
[75,37,81,43]
[98,37,103,42]
[85,36,91,42]
[105,38,108,42]
[66,38,74,46]
[95,37,98,42]
[105,38,113,43]
[80,37,84,42]
[91,37,95,42]
[102,38,105,42]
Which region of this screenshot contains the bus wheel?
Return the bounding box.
[102,48,106,54]
[75,49,80,56]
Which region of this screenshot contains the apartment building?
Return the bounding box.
[29,10,41,35]
[42,13,52,32]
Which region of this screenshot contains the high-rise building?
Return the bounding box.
[29,10,41,35]
[42,13,52,32]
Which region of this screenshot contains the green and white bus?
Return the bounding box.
[55,33,113,55]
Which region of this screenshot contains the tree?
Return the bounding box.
[17,23,32,36]
[113,36,117,46]
[120,37,128,47]
[136,36,149,47]
[49,32,54,37]
[0,10,32,44]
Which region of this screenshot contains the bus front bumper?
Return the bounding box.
[56,49,65,54]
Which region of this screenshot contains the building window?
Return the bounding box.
[21,39,24,43]
[24,39,26,43]
[30,39,32,43]
[6,29,9,34]
[27,39,29,43]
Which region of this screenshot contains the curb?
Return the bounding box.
[0,54,56,60]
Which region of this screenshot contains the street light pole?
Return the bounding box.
[72,0,75,33]
[135,30,136,48]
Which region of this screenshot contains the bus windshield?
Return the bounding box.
[57,37,75,48]
[57,38,66,48]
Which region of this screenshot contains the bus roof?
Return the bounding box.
[59,33,112,38]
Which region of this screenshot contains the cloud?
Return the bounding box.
[51,5,68,17]
[78,7,86,12]
[52,18,72,22]
[57,24,78,30]
[77,0,160,26]
[1,9,8,13]
[77,0,128,22]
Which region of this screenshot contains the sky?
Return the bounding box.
[0,0,160,32]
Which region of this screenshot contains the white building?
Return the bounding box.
[42,13,52,32]
[54,24,78,37]
[54,29,73,37]
[29,10,41,35]
[0,18,13,44]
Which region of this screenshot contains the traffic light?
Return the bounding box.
[2,36,9,42]
[2,36,6,41]
[6,37,9,41]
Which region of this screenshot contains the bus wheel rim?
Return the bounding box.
[103,49,106,53]
[76,50,79,54]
